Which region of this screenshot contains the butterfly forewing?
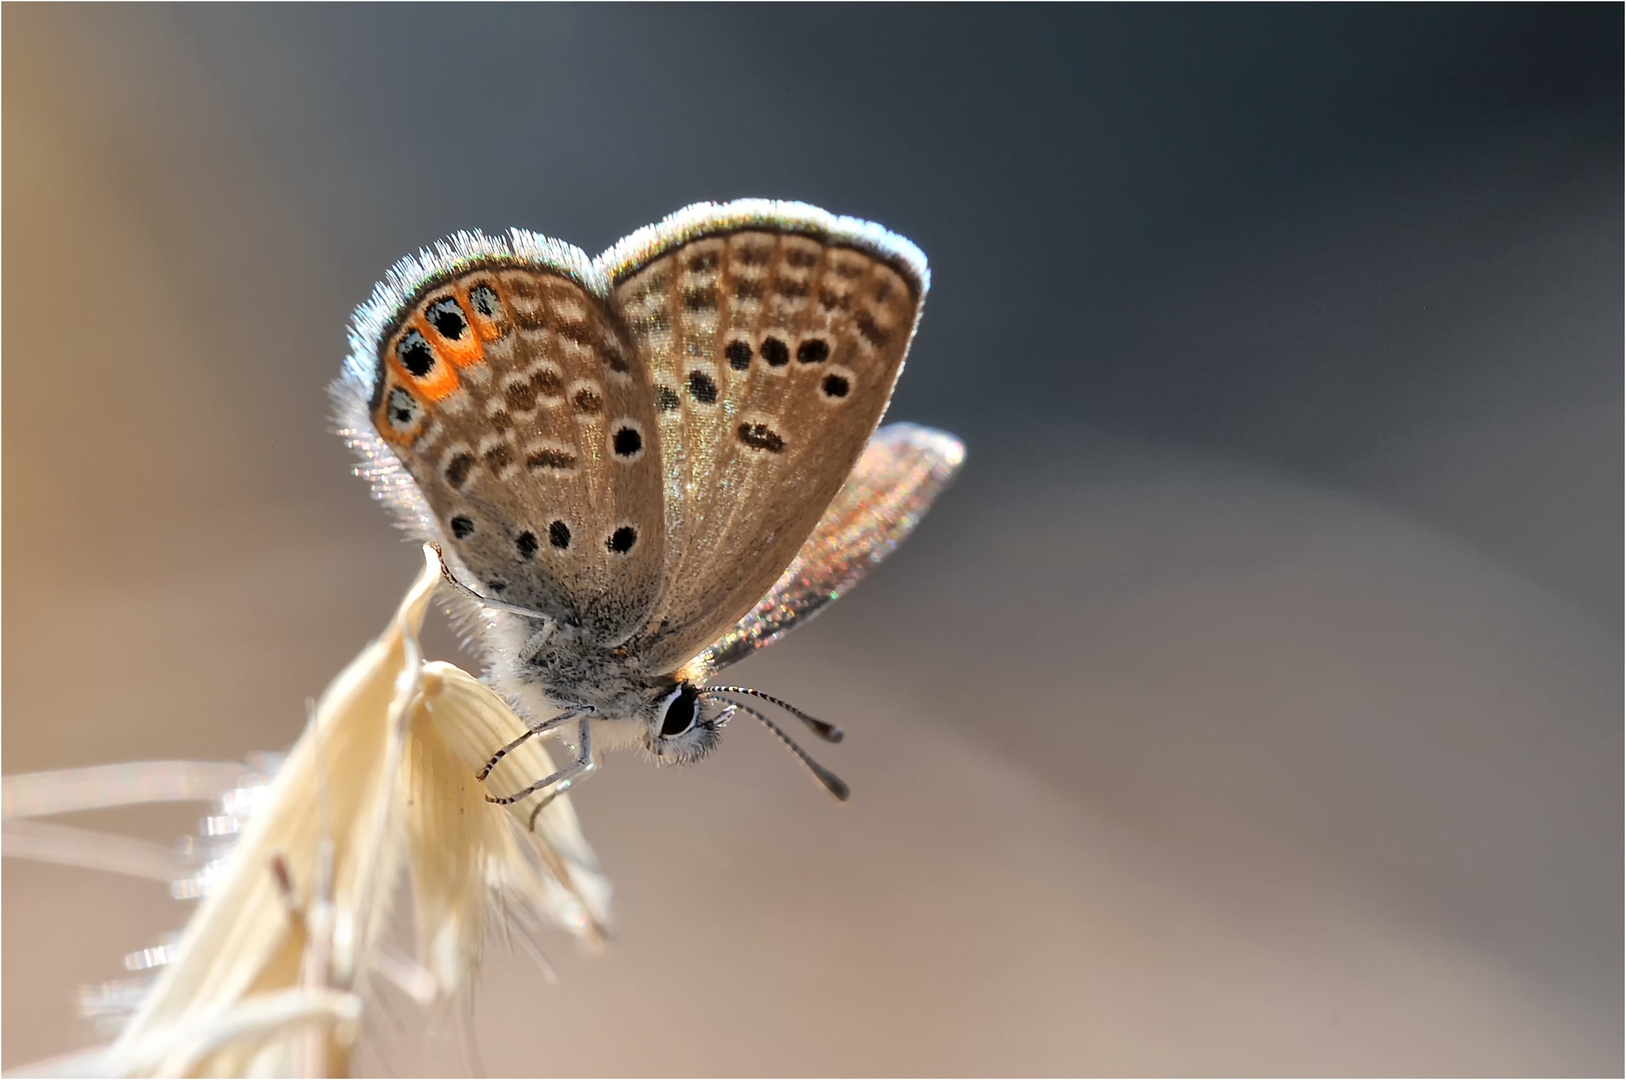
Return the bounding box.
[692,423,965,677]
[611,223,927,673]
[368,264,664,642]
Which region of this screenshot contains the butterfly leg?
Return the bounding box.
[486,717,596,814]
[476,704,594,780]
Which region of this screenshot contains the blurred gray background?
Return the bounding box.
[4,5,1619,1075]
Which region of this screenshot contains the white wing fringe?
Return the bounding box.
[3,544,610,1078]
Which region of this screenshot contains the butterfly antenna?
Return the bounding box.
[704,686,844,743]
[429,543,557,625]
[720,699,850,802]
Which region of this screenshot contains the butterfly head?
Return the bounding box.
[642,682,732,766]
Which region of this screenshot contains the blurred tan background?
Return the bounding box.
[3,6,1619,1075]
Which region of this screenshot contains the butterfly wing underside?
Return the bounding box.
[605,207,929,673]
[362,257,664,643]
[689,423,965,678]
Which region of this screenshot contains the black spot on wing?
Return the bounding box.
[469,283,500,317]
[855,311,890,347]
[450,515,475,539]
[726,340,753,370]
[532,367,564,397]
[526,448,577,472]
[607,526,638,554]
[387,388,420,430]
[738,423,785,453]
[555,320,593,344]
[444,453,475,489]
[503,379,539,411]
[760,337,789,367]
[503,367,564,411]
[398,331,435,378]
[682,286,718,312]
[549,520,571,549]
[687,370,718,404]
[426,297,468,341]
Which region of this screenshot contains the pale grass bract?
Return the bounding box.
[3,545,608,1077]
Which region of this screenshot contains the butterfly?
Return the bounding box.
[335,200,963,816]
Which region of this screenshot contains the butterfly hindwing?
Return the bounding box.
[605,205,929,673]
[691,423,965,677]
[368,262,664,643]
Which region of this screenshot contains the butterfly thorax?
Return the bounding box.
[482,611,727,765]
[504,615,660,711]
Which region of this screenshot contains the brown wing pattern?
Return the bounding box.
[368,265,663,642]
[611,228,926,673]
[687,423,965,678]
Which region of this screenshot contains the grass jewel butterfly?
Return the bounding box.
[335,200,963,822]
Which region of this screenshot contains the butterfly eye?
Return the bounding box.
[659,684,699,738]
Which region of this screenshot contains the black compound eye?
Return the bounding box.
[660,685,698,738]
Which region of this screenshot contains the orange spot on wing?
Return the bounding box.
[457,283,507,344]
[372,376,426,446]
[396,318,461,401]
[424,299,487,369]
